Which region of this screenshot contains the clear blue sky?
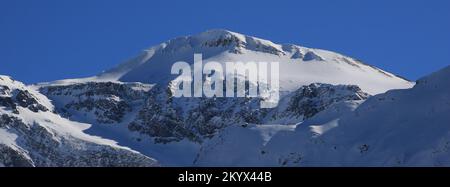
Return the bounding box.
[1,0,449,83]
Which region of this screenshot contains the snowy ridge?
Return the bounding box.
[112,29,412,95]
[42,29,413,95]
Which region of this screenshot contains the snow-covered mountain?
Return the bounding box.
[3,29,433,167]
[0,76,158,166]
[45,29,412,95]
[196,65,450,166]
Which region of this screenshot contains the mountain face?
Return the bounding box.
[49,29,412,95]
[2,29,431,167]
[196,65,450,166]
[0,76,158,167]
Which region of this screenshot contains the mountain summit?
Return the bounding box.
[47,29,413,95]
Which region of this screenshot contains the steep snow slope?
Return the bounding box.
[194,65,450,166]
[0,75,158,167]
[259,65,450,166]
[194,124,297,166]
[99,29,413,95]
[194,88,366,166]
[41,29,413,95]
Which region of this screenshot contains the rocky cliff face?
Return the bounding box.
[40,81,151,124]
[273,83,370,120]
[0,76,158,167]
[0,88,49,114]
[0,114,155,167]
[38,80,369,145]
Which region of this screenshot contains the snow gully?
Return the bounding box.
[170,53,280,108]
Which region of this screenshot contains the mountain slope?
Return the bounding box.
[43,29,413,95]
[194,85,367,166]
[111,29,412,95]
[258,65,450,166]
[0,76,158,167]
